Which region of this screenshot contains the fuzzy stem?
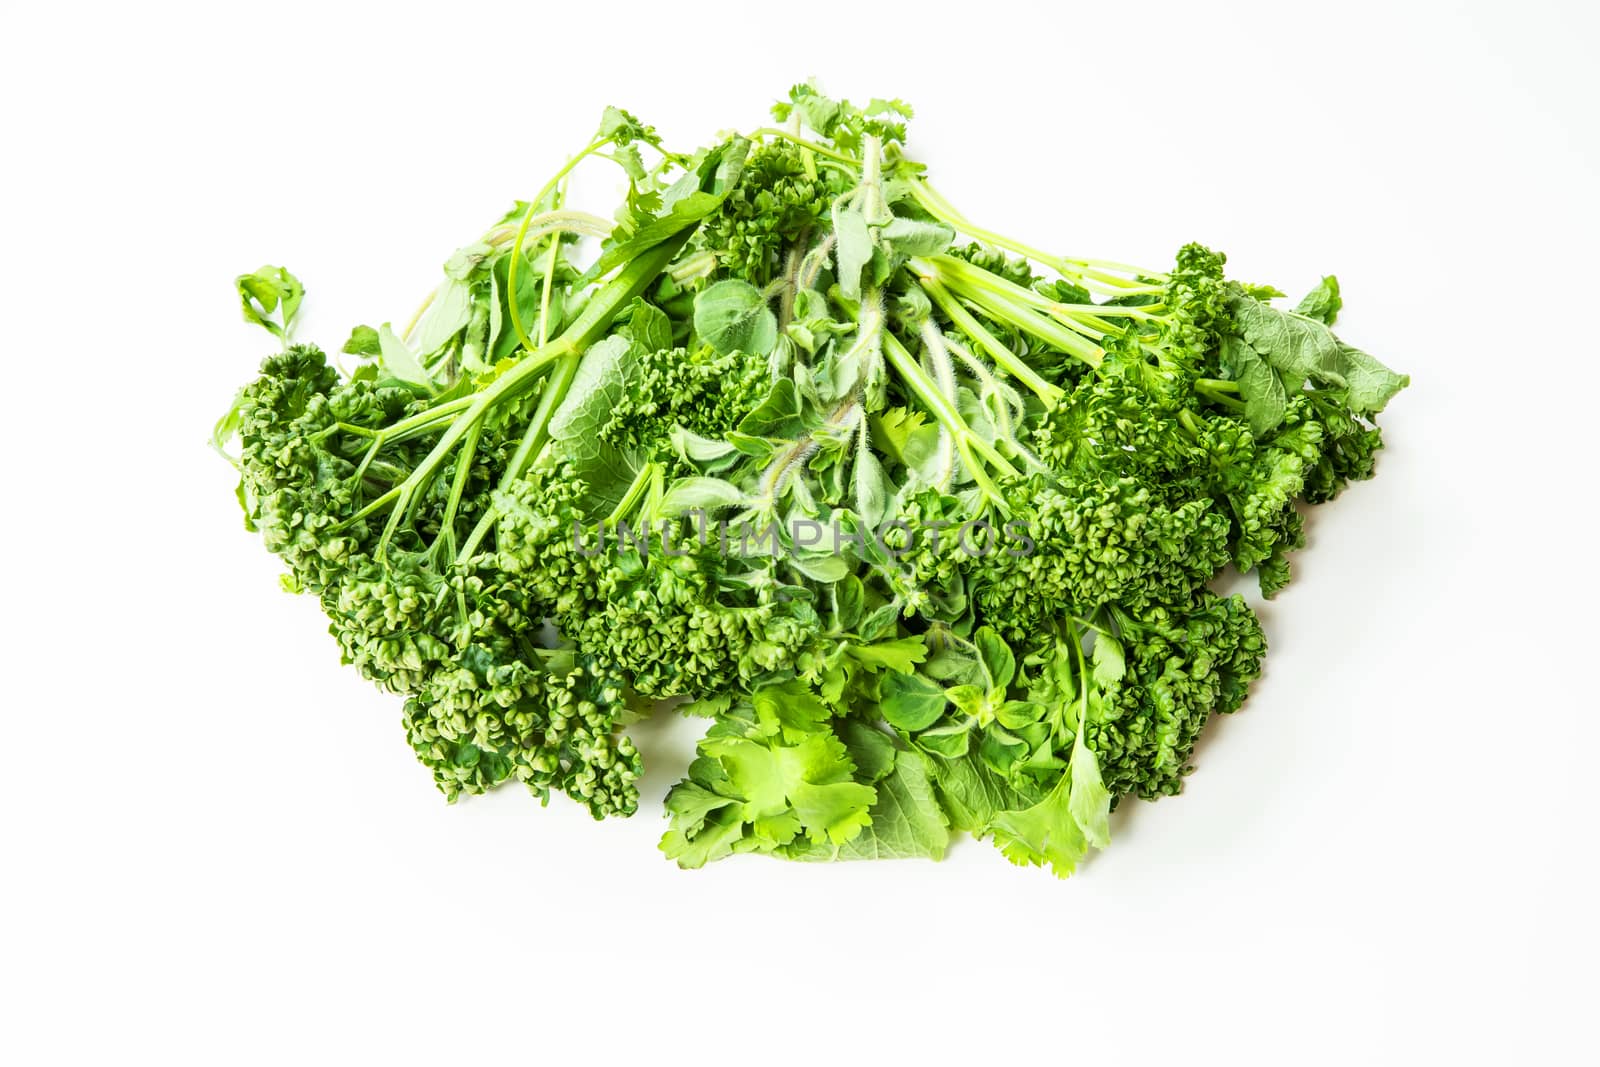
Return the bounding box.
[916,274,1067,399]
[881,331,1018,510]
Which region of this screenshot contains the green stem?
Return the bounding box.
[507,138,612,353]
[350,395,478,485]
[383,395,477,436]
[760,395,863,503]
[481,210,612,250]
[607,461,659,525]
[333,422,379,438]
[881,331,1019,509]
[917,275,1064,402]
[537,185,570,349]
[1068,619,1091,744]
[908,179,1165,293]
[400,211,610,344]
[436,418,483,554]
[1195,382,1246,412]
[669,249,718,284]
[918,260,1105,368]
[454,350,579,566]
[930,253,1162,339]
[353,232,691,553]
[747,127,861,167]
[860,134,887,223]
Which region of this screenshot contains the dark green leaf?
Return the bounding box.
[1232,295,1344,386]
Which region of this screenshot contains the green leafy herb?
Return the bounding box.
[217,84,1406,875]
[693,279,778,357]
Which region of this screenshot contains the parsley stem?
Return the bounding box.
[914,257,1106,368]
[399,210,609,346]
[454,350,578,566]
[354,233,691,553]
[537,180,569,349]
[1195,382,1246,411]
[918,275,1064,403]
[908,179,1165,294]
[1068,619,1091,745]
[607,461,659,525]
[881,331,1019,509]
[508,137,612,353]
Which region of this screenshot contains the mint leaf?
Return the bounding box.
[833,203,872,300]
[694,279,777,357]
[880,671,946,731]
[341,324,381,357]
[409,278,473,357]
[916,723,972,759]
[736,378,805,438]
[656,477,747,517]
[879,217,954,256]
[548,335,645,515]
[854,446,891,528]
[974,626,1016,691]
[931,753,1018,832]
[626,298,674,353]
[836,719,897,783]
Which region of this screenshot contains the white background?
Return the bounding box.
[4,1,1596,1063]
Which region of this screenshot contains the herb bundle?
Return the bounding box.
[216,85,1406,874]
